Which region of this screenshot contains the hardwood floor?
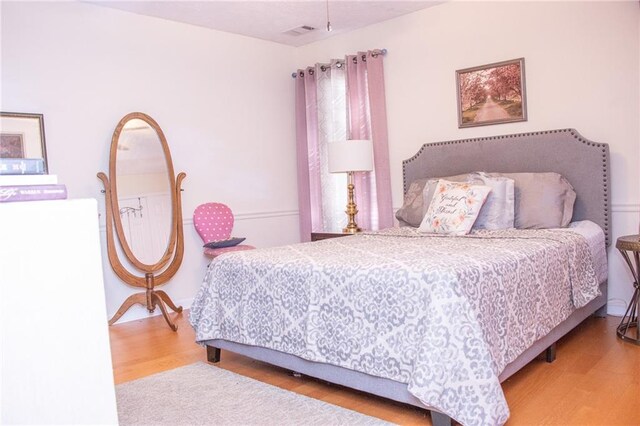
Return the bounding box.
[109,312,639,425]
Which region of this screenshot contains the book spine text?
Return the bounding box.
[0,185,67,202]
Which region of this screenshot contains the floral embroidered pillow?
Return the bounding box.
[418,180,492,235]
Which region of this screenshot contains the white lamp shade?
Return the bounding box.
[328,140,373,173]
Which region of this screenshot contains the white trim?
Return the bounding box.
[235,209,299,221]
[115,296,629,322]
[394,204,640,213]
[110,297,630,323]
[100,208,300,231]
[611,203,640,213]
[393,203,640,212]
[100,203,638,232]
[606,299,628,317]
[185,209,300,224]
[111,297,194,324]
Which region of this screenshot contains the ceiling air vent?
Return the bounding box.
[283,25,316,36]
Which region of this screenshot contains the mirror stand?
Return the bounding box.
[100,112,186,331]
[98,172,186,331]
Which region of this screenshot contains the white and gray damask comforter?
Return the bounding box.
[190,227,600,426]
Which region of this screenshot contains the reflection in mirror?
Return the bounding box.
[115,119,172,265]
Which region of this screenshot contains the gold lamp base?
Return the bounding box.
[343,225,361,234]
[343,172,362,234]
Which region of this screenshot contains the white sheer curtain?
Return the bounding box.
[316,62,347,231]
[296,50,392,239]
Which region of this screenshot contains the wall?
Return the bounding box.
[294,1,640,315]
[2,1,638,320]
[1,1,300,322]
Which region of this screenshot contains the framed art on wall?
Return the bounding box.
[456,58,527,128]
[0,112,48,172]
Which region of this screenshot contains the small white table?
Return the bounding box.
[0,199,118,424]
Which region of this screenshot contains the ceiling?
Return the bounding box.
[88,1,442,47]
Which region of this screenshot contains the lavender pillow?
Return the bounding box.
[395,178,429,227]
[487,172,576,229]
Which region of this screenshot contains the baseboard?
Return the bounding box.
[109,297,626,323]
[132,299,621,328]
[606,300,628,317]
[108,297,194,325]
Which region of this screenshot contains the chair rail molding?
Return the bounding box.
[99,208,300,232]
[611,203,640,213]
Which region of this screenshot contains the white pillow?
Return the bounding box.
[418,180,491,235]
[469,172,515,230]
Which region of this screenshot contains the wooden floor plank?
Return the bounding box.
[109,312,639,425]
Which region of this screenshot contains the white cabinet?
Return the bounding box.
[0,199,118,425]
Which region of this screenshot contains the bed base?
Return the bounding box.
[203,282,606,425]
[199,129,610,424]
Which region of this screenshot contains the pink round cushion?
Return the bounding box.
[203,244,255,258]
[193,203,234,243]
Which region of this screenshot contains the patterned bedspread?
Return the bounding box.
[190,227,600,426]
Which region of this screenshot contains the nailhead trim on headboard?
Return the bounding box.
[401,129,611,245]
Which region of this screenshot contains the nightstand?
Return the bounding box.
[310,231,352,242]
[615,234,640,345]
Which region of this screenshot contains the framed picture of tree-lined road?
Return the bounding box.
[456,58,527,128]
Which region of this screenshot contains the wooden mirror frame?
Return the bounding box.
[98,112,186,331]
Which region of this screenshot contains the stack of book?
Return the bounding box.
[0,158,67,203]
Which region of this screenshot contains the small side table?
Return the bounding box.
[615,235,640,345]
[311,231,352,242]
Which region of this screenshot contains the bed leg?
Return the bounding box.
[595,304,607,318]
[545,343,556,363]
[431,411,452,426]
[206,345,221,363]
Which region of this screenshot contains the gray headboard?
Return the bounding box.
[402,129,611,245]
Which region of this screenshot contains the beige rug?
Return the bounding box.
[116,362,392,425]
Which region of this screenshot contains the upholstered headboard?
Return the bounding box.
[402,129,611,245]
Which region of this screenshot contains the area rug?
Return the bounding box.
[116,362,392,425]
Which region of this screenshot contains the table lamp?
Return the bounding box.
[328,140,373,234]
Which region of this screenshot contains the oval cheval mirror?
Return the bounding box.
[98,112,186,331]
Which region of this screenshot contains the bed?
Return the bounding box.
[190,129,610,426]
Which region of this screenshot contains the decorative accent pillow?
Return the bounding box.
[487,172,576,229]
[422,177,477,219]
[395,173,469,227]
[418,181,491,235]
[422,173,515,230]
[203,237,246,249]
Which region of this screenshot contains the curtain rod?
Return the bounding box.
[291,48,387,78]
